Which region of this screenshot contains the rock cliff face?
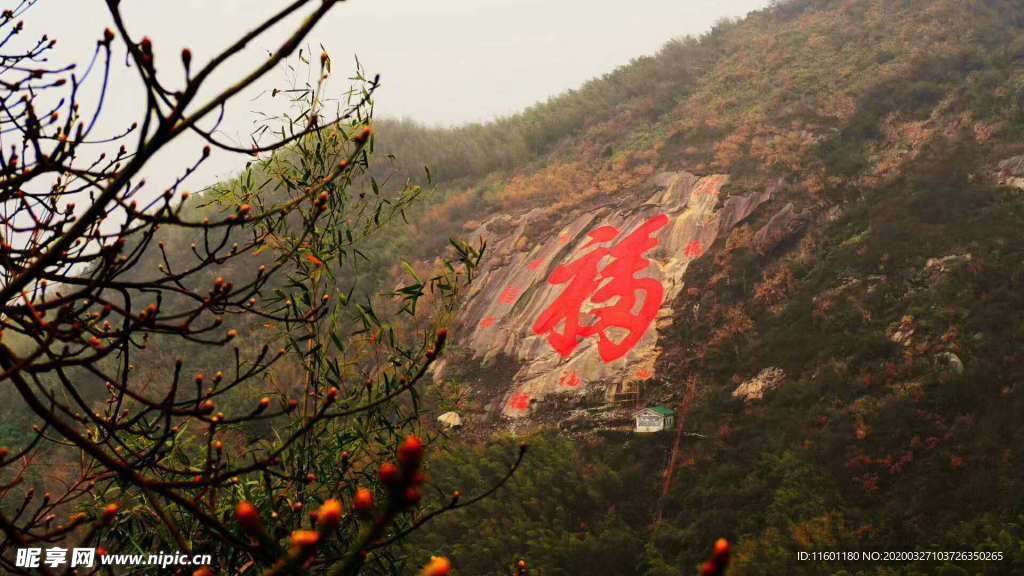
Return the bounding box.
[437,171,772,427]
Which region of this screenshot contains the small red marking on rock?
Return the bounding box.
[634,368,652,381]
[507,392,530,412]
[559,369,581,389]
[683,239,703,259]
[479,316,496,328]
[499,287,521,304]
[527,259,544,271]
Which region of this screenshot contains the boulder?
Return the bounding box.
[732,367,786,402]
[936,352,964,375]
[997,155,1024,190]
[925,254,972,274]
[887,315,915,347]
[437,411,463,429]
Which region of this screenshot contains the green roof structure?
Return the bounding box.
[647,405,674,417]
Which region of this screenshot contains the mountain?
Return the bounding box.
[360,0,1024,573]
[8,0,1020,573]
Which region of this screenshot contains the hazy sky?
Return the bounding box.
[22,0,770,187]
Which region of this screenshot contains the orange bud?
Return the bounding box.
[404,486,422,506]
[290,530,319,549]
[259,397,271,409]
[420,556,451,576]
[713,538,730,563]
[193,568,213,576]
[352,487,374,511]
[379,462,401,486]
[235,501,262,532]
[317,499,342,529]
[101,503,119,523]
[398,435,424,468]
[353,125,373,145]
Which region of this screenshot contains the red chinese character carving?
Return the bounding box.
[683,239,703,259]
[527,259,545,271]
[559,369,581,389]
[507,392,530,412]
[499,287,521,304]
[479,316,496,329]
[532,214,668,363]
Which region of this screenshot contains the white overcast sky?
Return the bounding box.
[22,0,770,188]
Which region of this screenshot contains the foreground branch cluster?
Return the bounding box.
[0,1,519,574]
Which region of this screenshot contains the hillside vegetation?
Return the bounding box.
[6,0,1024,574]
[376,0,1024,574]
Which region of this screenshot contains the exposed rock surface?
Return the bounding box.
[437,411,463,429]
[887,315,915,347]
[445,171,772,422]
[732,367,786,402]
[936,352,964,375]
[997,155,1024,189]
[753,202,808,254]
[925,253,972,274]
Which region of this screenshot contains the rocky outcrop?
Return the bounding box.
[442,171,772,421]
[997,155,1024,190]
[753,202,808,254]
[925,253,972,274]
[732,367,786,402]
[887,315,915,347]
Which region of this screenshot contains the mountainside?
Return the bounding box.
[383,0,1024,434]
[370,0,1024,573]
[8,0,1019,573]
[437,171,772,429]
